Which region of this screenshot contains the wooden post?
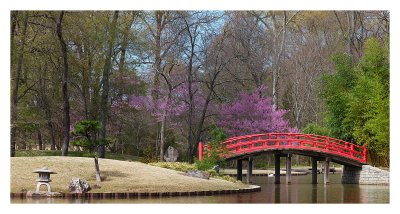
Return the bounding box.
[286,154,292,184]
[363,144,367,163]
[350,144,354,158]
[237,159,242,181]
[198,142,203,160]
[275,153,281,184]
[247,156,253,184]
[324,157,330,184]
[311,157,318,184]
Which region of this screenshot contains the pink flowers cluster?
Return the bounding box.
[218,86,298,137]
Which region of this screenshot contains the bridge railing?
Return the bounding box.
[198,133,367,163]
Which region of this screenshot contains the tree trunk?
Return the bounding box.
[187,46,195,163]
[94,156,102,182]
[11,12,28,157]
[151,11,163,98]
[56,11,71,156]
[272,11,287,107]
[37,131,43,150]
[47,120,56,150]
[98,11,119,158]
[348,11,357,62]
[159,114,166,161]
[151,12,164,160]
[119,12,136,74]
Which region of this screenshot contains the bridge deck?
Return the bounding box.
[199,133,367,167]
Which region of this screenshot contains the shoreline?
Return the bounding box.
[11,185,261,199]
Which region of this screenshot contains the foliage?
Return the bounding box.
[195,127,228,171]
[11,11,389,166]
[70,120,111,156]
[302,123,331,136]
[346,38,389,165]
[142,146,157,163]
[218,86,297,137]
[321,37,389,166]
[320,54,355,141]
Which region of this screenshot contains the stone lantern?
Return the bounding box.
[33,167,56,193]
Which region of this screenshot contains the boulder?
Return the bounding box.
[68,178,91,193]
[163,146,179,162]
[185,170,210,179]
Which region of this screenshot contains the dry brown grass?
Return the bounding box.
[11,157,250,193]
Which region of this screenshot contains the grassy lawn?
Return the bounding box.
[11,156,250,193]
[15,150,142,162]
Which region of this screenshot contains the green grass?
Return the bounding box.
[15,150,142,162]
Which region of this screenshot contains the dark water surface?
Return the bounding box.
[11,173,389,204]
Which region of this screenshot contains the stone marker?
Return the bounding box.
[68,178,91,193]
[164,146,179,162]
[33,167,56,193]
[185,170,210,179]
[27,167,61,197]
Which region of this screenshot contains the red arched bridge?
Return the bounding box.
[198,133,367,184]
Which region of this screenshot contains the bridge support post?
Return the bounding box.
[286,154,292,184]
[275,153,281,184]
[247,156,253,184]
[324,157,330,184]
[311,157,318,184]
[237,159,242,181]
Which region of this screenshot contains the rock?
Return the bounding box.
[185,170,210,179]
[68,178,91,193]
[93,184,101,189]
[163,146,179,162]
[211,165,220,173]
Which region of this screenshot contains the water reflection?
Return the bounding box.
[311,184,317,203]
[274,185,280,203]
[11,174,389,204]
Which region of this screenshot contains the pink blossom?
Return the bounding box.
[218,86,298,137]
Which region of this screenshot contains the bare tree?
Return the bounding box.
[11,11,29,157]
[99,11,119,158]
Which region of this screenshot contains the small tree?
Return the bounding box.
[71,120,110,182]
[195,127,228,171]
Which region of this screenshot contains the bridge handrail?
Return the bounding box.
[198,133,367,163]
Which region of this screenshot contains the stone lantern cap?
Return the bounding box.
[33,167,57,174]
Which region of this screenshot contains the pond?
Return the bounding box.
[11,173,389,204]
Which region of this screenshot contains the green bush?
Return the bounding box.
[142,146,156,163]
[206,169,218,177]
[195,127,228,171]
[195,158,216,171]
[302,123,331,136]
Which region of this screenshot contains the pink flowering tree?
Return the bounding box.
[129,82,188,161]
[218,86,299,137]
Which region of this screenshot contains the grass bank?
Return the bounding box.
[11,157,250,193]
